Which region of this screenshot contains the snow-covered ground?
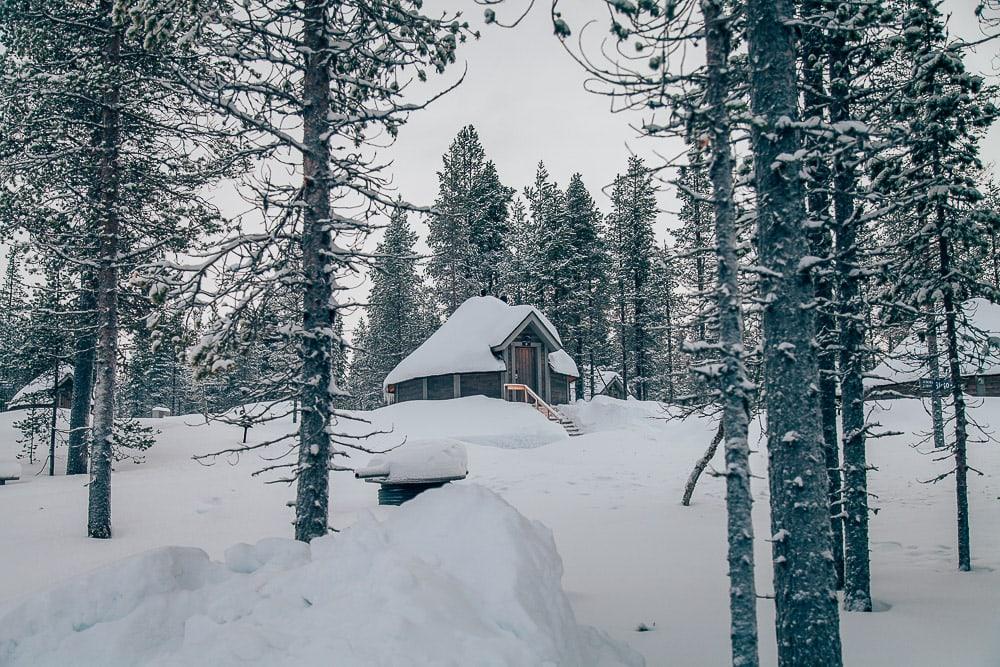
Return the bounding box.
[1,395,998,665]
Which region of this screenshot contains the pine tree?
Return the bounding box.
[0,0,235,537]
[349,209,430,409]
[877,0,999,572]
[0,246,29,407]
[645,244,680,402]
[427,125,513,313]
[673,155,718,402]
[607,156,658,400]
[522,165,565,309]
[503,196,535,305]
[746,0,844,661]
[555,173,609,399]
[149,0,472,543]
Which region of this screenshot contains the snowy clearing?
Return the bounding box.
[1,396,999,665]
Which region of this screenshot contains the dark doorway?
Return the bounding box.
[514,345,538,393]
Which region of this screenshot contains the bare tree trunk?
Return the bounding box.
[294,0,335,543]
[925,313,947,450]
[681,420,724,507]
[87,3,122,539]
[702,3,759,662]
[937,223,972,571]
[802,0,844,590]
[49,358,59,477]
[67,282,96,475]
[746,0,843,662]
[830,36,871,612]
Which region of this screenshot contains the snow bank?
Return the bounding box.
[562,395,671,434]
[360,395,568,449]
[0,485,642,667]
[0,460,21,480]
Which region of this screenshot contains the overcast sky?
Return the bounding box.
[378,0,999,253]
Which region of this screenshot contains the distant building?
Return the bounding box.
[6,364,74,411]
[384,296,579,406]
[866,298,1000,399]
[592,370,627,400]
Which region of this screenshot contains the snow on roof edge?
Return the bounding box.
[385,297,568,388]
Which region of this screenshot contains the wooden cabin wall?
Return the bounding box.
[459,372,502,399]
[549,372,570,405]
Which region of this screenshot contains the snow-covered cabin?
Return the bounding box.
[6,364,74,411]
[384,296,579,406]
[866,298,1000,399]
[592,370,627,400]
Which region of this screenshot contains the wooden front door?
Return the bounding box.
[514,345,538,393]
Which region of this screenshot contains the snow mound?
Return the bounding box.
[0,460,21,480]
[361,395,568,449]
[0,484,642,667]
[562,395,670,434]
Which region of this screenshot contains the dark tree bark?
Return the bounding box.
[87,3,122,540]
[830,37,872,612]
[746,0,843,663]
[48,358,59,477]
[801,0,844,591]
[681,420,724,507]
[294,0,335,543]
[937,224,972,572]
[67,283,96,475]
[702,3,760,661]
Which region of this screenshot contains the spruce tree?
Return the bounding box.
[427,125,513,313]
[0,0,234,537]
[877,0,999,572]
[0,246,29,407]
[563,174,610,399]
[350,209,430,409]
[607,156,658,400]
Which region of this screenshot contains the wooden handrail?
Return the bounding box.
[503,383,560,421]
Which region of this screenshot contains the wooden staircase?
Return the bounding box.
[504,384,582,437]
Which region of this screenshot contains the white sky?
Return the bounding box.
[377,0,1000,253]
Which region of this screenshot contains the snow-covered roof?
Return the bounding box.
[7,364,74,409]
[384,296,578,387]
[866,298,1000,389]
[547,350,578,377]
[594,370,623,395]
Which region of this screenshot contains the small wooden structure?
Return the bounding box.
[6,364,73,411]
[866,298,1000,399]
[384,296,579,406]
[355,439,468,506]
[593,370,627,400]
[151,406,172,419]
[0,461,21,485]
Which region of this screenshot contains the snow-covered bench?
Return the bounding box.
[0,461,22,485]
[355,438,468,506]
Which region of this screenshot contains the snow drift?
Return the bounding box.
[361,395,568,449]
[0,484,642,667]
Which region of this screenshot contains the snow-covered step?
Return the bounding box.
[552,415,582,437]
